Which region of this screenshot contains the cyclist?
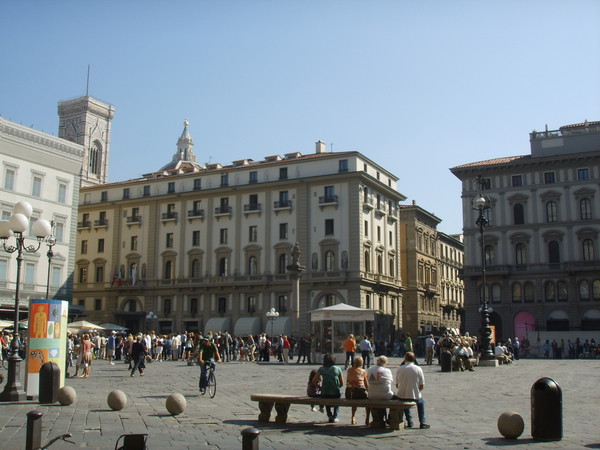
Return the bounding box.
[198,336,221,391]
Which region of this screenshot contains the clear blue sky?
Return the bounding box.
[2,1,599,234]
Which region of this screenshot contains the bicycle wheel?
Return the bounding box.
[207,371,216,398]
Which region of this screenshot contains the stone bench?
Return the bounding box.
[250,394,415,430]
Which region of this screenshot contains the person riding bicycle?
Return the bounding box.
[198,336,221,390]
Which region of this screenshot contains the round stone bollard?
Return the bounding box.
[107,390,127,411]
[166,393,187,415]
[57,386,77,406]
[497,411,524,439]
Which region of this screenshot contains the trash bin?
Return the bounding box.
[531,377,562,441]
[39,362,60,404]
[441,350,452,372]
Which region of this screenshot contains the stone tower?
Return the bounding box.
[58,96,115,186]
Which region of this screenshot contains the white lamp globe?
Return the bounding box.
[13,201,33,218]
[32,219,52,238]
[8,213,29,234]
[473,196,487,209]
[0,220,13,239]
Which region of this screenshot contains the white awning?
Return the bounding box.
[582,309,600,320]
[264,316,291,337]
[234,317,261,337]
[204,317,231,336]
[310,303,376,322]
[547,310,569,320]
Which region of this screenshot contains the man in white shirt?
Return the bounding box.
[424,335,435,365]
[359,337,373,368]
[366,355,396,399]
[396,352,430,429]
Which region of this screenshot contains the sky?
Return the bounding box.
[2,0,599,234]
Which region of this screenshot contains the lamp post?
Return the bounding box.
[0,201,52,401]
[472,175,494,360]
[266,307,279,338]
[45,221,56,300]
[146,312,158,333]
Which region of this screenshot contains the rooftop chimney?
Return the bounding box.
[316,140,326,154]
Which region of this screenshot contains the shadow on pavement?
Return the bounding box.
[483,437,541,446]
[223,419,401,436]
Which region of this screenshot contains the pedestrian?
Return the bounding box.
[359,336,373,368]
[395,351,430,429]
[79,333,95,378]
[130,335,147,377]
[343,334,356,369]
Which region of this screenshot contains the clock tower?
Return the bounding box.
[58,96,115,186]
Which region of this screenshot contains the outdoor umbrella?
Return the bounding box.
[68,320,106,330]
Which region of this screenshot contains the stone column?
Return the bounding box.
[287,242,305,336]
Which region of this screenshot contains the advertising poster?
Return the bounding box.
[25,299,69,398]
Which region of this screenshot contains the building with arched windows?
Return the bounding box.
[74,124,407,341]
[451,121,600,341]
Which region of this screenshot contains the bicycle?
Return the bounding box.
[199,360,216,398]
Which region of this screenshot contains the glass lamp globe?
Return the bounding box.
[8,213,29,234]
[13,201,33,218]
[0,220,13,239]
[473,195,487,209]
[32,219,52,238]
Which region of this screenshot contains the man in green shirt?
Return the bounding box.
[198,336,221,390]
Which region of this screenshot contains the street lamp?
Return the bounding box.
[146,312,158,333]
[472,175,494,360]
[0,201,52,401]
[45,221,56,300]
[266,307,279,338]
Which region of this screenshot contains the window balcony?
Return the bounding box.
[77,221,91,230]
[273,200,292,210]
[126,215,142,225]
[161,212,178,222]
[243,203,262,215]
[187,209,205,219]
[319,195,339,209]
[93,219,108,228]
[214,206,232,217]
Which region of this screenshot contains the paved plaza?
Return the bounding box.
[0,357,598,449]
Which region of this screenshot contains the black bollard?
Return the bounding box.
[39,362,61,404]
[241,427,260,450]
[531,377,562,441]
[26,410,43,450]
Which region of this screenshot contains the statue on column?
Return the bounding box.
[291,242,301,265]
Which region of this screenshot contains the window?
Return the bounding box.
[279,223,288,240]
[278,254,287,274]
[548,241,560,263]
[279,167,288,180]
[190,298,198,314]
[131,236,138,251]
[132,207,140,218]
[218,297,227,314]
[32,176,42,197]
[545,281,556,301]
[278,295,287,312]
[193,178,201,190]
[123,188,130,199]
[248,256,258,275]
[513,203,524,225]
[98,239,105,253]
[363,187,368,203]
[100,191,108,202]
[143,185,151,196]
[583,239,594,261]
[220,174,229,187]
[95,265,104,283]
[163,298,172,315]
[594,280,600,300]
[4,168,15,190]
[191,259,200,278]
[248,194,259,209]
[544,172,555,184]
[166,233,174,248]
[580,198,592,220]
[484,245,494,266]
[192,230,200,246]
[168,182,175,193]
[325,219,334,236]
[89,141,101,174]
[249,171,258,184]
[511,175,522,187]
[94,299,102,311]
[546,201,558,223]
[218,257,228,276]
[364,251,370,272]
[78,267,87,283]
[247,296,256,313]
[577,168,589,181]
[81,240,88,254]
[164,261,173,279]
[524,282,534,302]
[54,222,64,243]
[249,226,257,242]
[325,251,335,271]
[516,243,526,265]
[58,183,67,203]
[339,160,348,172]
[377,226,381,242]
[277,191,289,208]
[219,228,228,244]
[579,280,590,300]
[557,281,568,301]
[0,259,7,282]
[364,221,369,237]
[324,185,335,201]
[491,283,501,303]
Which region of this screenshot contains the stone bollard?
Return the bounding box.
[241,427,260,450]
[531,377,562,441]
[25,411,43,450]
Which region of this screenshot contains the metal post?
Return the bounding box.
[26,410,43,450]
[241,427,260,450]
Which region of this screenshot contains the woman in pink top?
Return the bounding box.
[80,334,96,378]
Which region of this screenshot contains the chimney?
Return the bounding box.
[315,140,327,154]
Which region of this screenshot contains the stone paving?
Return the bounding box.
[0,356,598,449]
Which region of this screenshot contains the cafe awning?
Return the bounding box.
[234,317,261,337]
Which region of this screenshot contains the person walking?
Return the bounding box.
[343,334,356,369]
[359,336,373,368]
[130,335,147,377]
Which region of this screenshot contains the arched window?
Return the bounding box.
[548,241,560,263]
[484,245,494,266]
[512,283,522,303]
[524,282,535,302]
[164,261,173,279]
[545,281,556,302]
[248,256,258,275]
[219,257,229,276]
[278,253,287,274]
[325,251,335,272]
[582,239,594,261]
[515,243,526,265]
[557,281,568,301]
[89,141,101,175]
[126,299,137,312]
[191,259,200,278]
[594,280,600,300]
[580,198,592,220]
[579,280,590,300]
[513,203,524,225]
[546,201,558,223]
